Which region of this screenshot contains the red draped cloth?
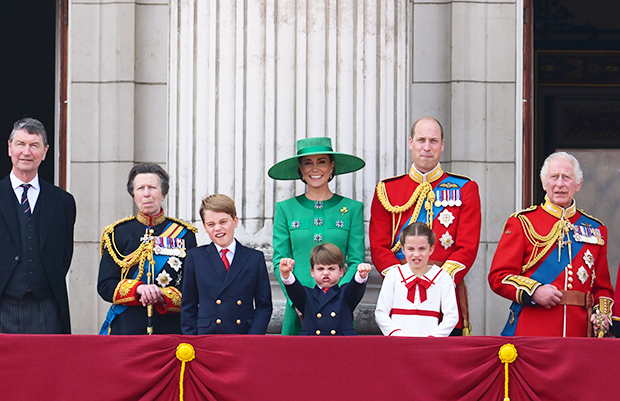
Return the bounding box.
[0,334,617,400]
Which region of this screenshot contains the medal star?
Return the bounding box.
[167,256,182,272]
[577,266,589,285]
[156,270,173,287]
[439,232,454,249]
[583,249,594,269]
[438,209,455,228]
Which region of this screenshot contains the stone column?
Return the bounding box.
[168,0,412,333]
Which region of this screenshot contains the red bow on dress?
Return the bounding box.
[406,277,431,304]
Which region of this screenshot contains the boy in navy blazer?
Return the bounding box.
[181,194,272,334]
[279,243,371,335]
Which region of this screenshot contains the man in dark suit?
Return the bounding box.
[0,118,76,334]
[181,194,272,335]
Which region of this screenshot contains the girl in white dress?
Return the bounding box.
[375,222,458,337]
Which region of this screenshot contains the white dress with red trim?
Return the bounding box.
[375,264,458,337]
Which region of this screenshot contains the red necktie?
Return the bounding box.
[406,277,431,304]
[221,248,230,270]
[322,287,329,294]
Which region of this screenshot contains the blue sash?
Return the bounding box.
[501,214,592,336]
[99,223,187,335]
[394,175,468,260]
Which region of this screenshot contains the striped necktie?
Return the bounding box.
[20,183,32,219]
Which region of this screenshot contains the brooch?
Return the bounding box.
[314,234,323,243]
[341,207,348,215]
[314,218,323,226]
[291,220,301,229]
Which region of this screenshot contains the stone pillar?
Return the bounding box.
[411,0,520,334]
[168,0,412,333]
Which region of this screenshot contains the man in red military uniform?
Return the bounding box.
[370,116,481,335]
[489,152,613,337]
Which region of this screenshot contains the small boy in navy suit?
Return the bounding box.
[181,194,272,334]
[279,243,371,336]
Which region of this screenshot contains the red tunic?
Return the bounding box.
[370,164,481,329]
[488,199,614,337]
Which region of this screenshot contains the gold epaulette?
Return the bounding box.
[100,216,136,257]
[445,171,472,181]
[379,173,407,184]
[166,217,199,233]
[509,205,537,219]
[578,209,605,226]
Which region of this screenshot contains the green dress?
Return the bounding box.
[273,194,365,335]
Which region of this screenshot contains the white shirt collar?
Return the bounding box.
[214,239,237,255]
[10,171,40,190]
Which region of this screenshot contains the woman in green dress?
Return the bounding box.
[268,137,366,335]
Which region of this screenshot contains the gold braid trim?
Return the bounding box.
[166,217,199,233]
[517,215,567,273]
[100,217,155,282]
[100,216,135,257]
[380,181,434,254]
[599,297,613,321]
[377,180,428,214]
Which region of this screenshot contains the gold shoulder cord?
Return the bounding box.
[100,217,155,282]
[376,181,435,253]
[517,215,568,273]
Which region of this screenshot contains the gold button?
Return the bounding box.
[237,300,242,305]
[568,270,573,275]
[236,319,241,325]
[216,299,221,305]
[331,312,336,317]
[216,319,222,324]
[317,313,322,318]
[316,330,321,335]
[331,330,336,335]
[568,277,573,282]
[568,284,573,289]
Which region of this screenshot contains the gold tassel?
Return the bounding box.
[176,343,196,401]
[498,343,518,401]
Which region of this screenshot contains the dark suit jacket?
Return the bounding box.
[0,175,76,333]
[181,241,272,335]
[285,277,366,336]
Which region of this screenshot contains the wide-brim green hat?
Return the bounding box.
[268,137,365,180]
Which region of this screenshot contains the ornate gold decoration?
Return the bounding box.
[501,275,541,304]
[516,214,570,273]
[378,181,435,253]
[162,287,182,307]
[600,297,613,319]
[441,261,465,279]
[166,217,199,233]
